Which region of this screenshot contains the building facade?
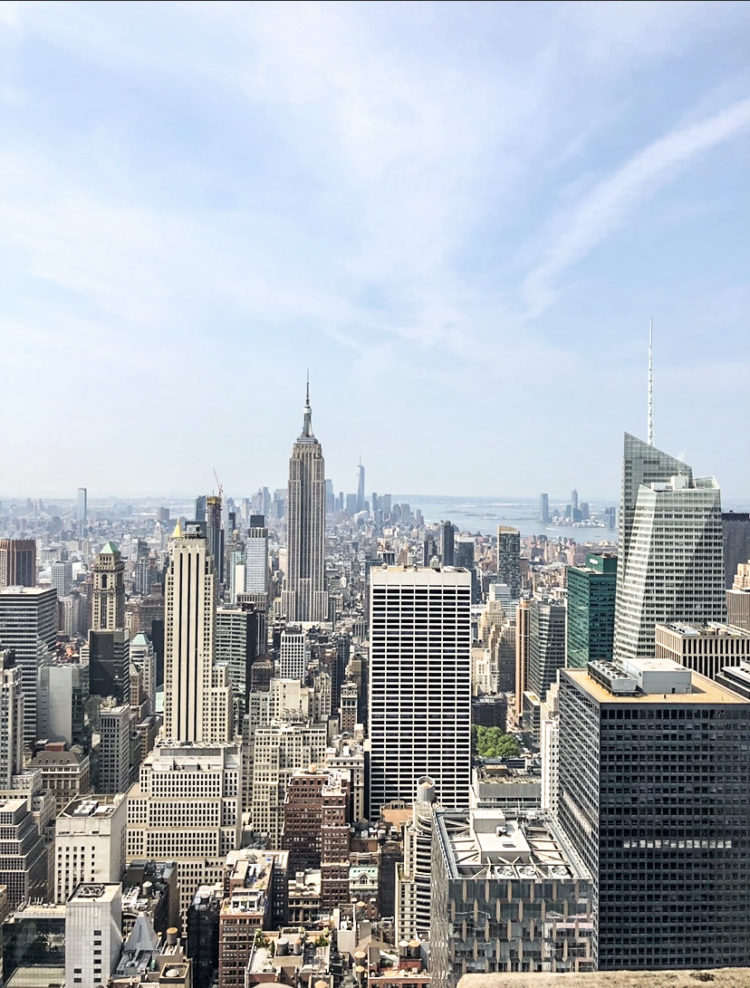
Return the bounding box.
[0,539,36,591]
[91,542,125,632]
[369,566,471,815]
[497,527,521,600]
[566,553,617,668]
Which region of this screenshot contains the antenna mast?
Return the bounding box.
[647,318,654,446]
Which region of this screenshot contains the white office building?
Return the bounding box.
[65,882,122,988]
[279,627,308,682]
[54,794,127,904]
[369,565,472,815]
[245,523,269,595]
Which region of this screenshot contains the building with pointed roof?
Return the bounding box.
[282,384,328,623]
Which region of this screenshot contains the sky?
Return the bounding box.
[1,1,749,501]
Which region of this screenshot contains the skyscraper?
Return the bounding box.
[91,542,125,632]
[497,526,521,600]
[558,659,750,970]
[206,496,224,584]
[0,539,37,590]
[163,521,232,743]
[613,436,725,661]
[50,559,73,598]
[539,493,550,524]
[195,494,207,524]
[0,650,24,786]
[527,597,566,703]
[282,385,328,623]
[0,586,57,745]
[369,565,471,815]
[76,487,87,538]
[245,517,269,595]
[356,459,365,513]
[722,511,750,589]
[440,521,455,567]
[566,553,617,668]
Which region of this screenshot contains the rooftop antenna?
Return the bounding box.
[306,368,310,406]
[647,318,654,446]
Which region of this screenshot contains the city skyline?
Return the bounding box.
[1,3,750,496]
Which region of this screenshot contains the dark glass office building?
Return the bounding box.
[566,553,617,668]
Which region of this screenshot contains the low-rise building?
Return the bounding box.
[244,927,331,987]
[30,742,91,814]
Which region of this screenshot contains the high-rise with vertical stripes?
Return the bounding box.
[368,565,471,816]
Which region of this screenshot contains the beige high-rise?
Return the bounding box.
[91,542,125,631]
[282,385,328,623]
[164,522,232,743]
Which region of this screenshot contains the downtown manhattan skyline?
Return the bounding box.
[2,2,750,499]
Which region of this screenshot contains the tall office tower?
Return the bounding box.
[558,659,750,970]
[421,535,436,567]
[0,586,57,746]
[282,385,328,623]
[164,521,232,743]
[320,773,351,913]
[282,767,329,871]
[88,629,130,704]
[91,542,125,631]
[99,703,132,793]
[216,605,257,711]
[129,632,156,715]
[127,741,242,923]
[539,493,550,524]
[195,494,207,524]
[205,496,224,584]
[440,521,455,566]
[722,510,750,589]
[396,776,437,943]
[0,797,48,908]
[0,650,24,786]
[50,559,72,598]
[566,553,617,668]
[369,566,471,816]
[0,539,37,590]
[514,599,530,721]
[250,721,327,847]
[525,596,566,716]
[497,526,521,600]
[65,883,122,988]
[356,459,365,512]
[279,627,308,681]
[76,486,88,537]
[54,793,127,903]
[245,517,269,594]
[571,488,579,515]
[613,437,725,661]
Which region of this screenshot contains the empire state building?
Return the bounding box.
[282,385,328,623]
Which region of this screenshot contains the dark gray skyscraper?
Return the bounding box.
[440,521,455,566]
[194,495,207,524]
[497,525,521,599]
[558,660,750,971]
[722,511,750,589]
[539,493,550,524]
[282,385,328,623]
[206,496,223,583]
[527,597,566,700]
[0,540,36,591]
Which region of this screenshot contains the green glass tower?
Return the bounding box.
[566,553,617,668]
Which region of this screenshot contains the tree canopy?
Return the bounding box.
[472,725,520,759]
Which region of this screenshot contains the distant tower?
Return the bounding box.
[195,494,207,524]
[539,493,550,525]
[91,542,125,632]
[282,383,328,623]
[356,459,365,513]
[648,318,654,446]
[206,496,224,584]
[571,489,579,514]
[164,521,232,743]
[440,521,455,567]
[76,487,87,538]
[497,526,521,600]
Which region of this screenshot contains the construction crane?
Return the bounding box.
[212,467,223,502]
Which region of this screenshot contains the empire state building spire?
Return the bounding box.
[282,382,328,624]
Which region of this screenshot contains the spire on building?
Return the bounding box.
[300,376,315,440]
[648,318,654,446]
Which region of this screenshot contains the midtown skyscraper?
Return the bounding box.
[163,521,232,743]
[369,565,471,815]
[613,434,725,660]
[497,525,521,600]
[282,385,328,623]
[356,459,365,512]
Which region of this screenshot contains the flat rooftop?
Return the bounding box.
[660,621,750,638]
[565,668,749,705]
[61,794,123,818]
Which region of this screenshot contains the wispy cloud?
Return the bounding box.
[523,96,750,318]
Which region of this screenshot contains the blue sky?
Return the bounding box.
[1,1,749,500]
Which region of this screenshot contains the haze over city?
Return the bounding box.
[2,1,750,497]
